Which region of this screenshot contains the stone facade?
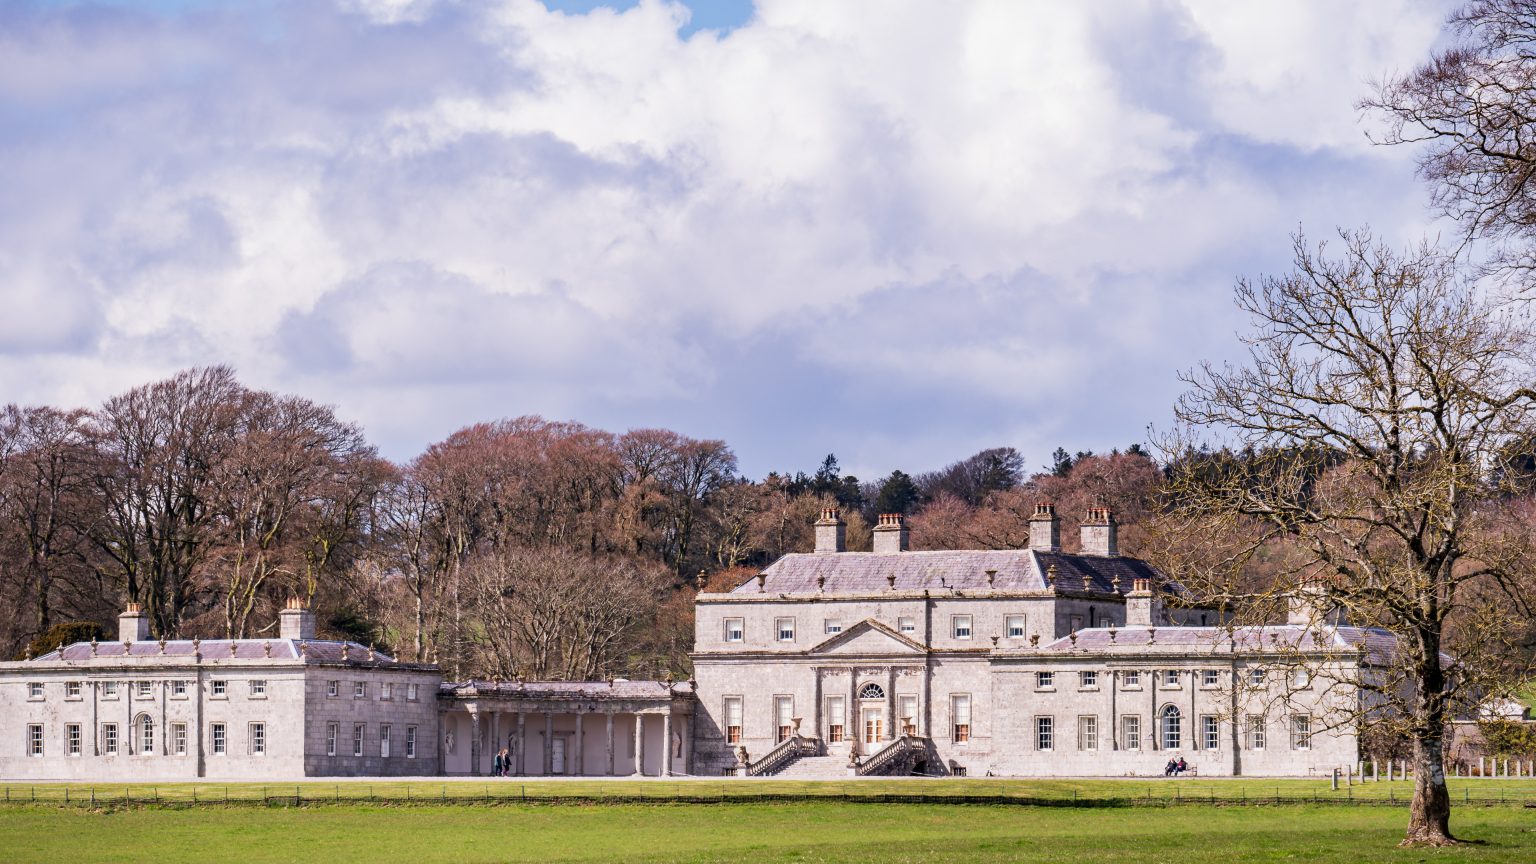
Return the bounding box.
[0,603,439,780]
[437,680,695,777]
[3,508,1388,781]
[689,508,1376,778]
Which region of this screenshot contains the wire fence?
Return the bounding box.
[3,779,1536,809]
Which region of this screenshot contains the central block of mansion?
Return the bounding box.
[1,506,1388,780]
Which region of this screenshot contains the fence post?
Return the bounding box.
[1331,769,1338,791]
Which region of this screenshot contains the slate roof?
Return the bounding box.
[735,549,1173,596]
[1027,625,1401,665]
[442,679,693,701]
[28,639,398,665]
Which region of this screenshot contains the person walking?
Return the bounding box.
[493,748,505,778]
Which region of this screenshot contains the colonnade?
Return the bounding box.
[448,706,690,777]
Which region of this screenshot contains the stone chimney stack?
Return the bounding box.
[1124,578,1163,627]
[279,597,317,640]
[1287,578,1342,627]
[1080,504,1118,557]
[814,507,846,553]
[1029,502,1061,552]
[118,603,151,643]
[872,513,910,554]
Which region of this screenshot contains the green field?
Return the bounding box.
[4,775,1536,806]
[2,799,1535,863]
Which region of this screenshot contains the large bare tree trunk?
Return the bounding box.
[1405,735,1455,845]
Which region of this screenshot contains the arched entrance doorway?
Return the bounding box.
[858,682,886,745]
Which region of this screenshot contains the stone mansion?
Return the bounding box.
[1,505,1388,780]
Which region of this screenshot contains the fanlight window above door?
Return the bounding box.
[858,683,886,700]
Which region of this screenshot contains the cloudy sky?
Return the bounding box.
[1,0,1458,478]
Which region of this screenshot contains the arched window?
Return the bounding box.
[1160,705,1182,751]
[858,683,886,700]
[137,714,155,755]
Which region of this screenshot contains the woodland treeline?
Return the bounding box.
[0,365,1173,677]
[5,365,1534,682]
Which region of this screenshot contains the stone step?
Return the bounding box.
[771,755,850,779]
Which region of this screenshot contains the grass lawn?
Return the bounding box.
[2,800,1534,863]
[5,776,1536,805]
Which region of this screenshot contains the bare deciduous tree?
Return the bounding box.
[1366,0,1536,279]
[463,548,667,681]
[1157,230,1536,845]
[89,366,246,637]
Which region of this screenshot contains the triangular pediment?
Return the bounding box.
[807,619,926,656]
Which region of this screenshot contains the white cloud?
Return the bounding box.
[0,0,1459,474]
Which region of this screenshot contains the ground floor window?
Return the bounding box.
[1246,715,1266,750]
[380,724,391,758]
[775,695,794,742]
[406,726,417,758]
[28,724,43,756]
[952,695,971,743]
[172,723,187,756]
[249,723,266,755]
[352,724,365,757]
[1121,715,1141,750]
[724,696,743,744]
[210,723,226,755]
[1160,705,1182,751]
[103,723,119,756]
[1290,716,1311,750]
[327,723,338,756]
[827,696,845,743]
[1202,715,1220,751]
[899,695,918,735]
[1035,716,1054,750]
[138,715,155,755]
[66,723,81,756]
[1078,715,1098,751]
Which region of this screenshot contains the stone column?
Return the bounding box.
[812,669,823,742]
[885,668,896,740]
[575,712,585,777]
[513,712,525,775]
[605,711,615,776]
[683,715,694,775]
[543,712,554,776]
[90,681,100,757]
[662,711,673,777]
[848,670,859,750]
[159,680,168,755]
[490,710,500,770]
[469,707,482,776]
[634,713,646,776]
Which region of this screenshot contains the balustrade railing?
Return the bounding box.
[856,734,919,776]
[746,735,821,777]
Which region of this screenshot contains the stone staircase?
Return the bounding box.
[770,754,850,779]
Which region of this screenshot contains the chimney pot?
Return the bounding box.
[118,604,151,643]
[872,512,910,554]
[279,599,317,641]
[814,508,847,553]
[1080,505,1118,556]
[1028,502,1061,552]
